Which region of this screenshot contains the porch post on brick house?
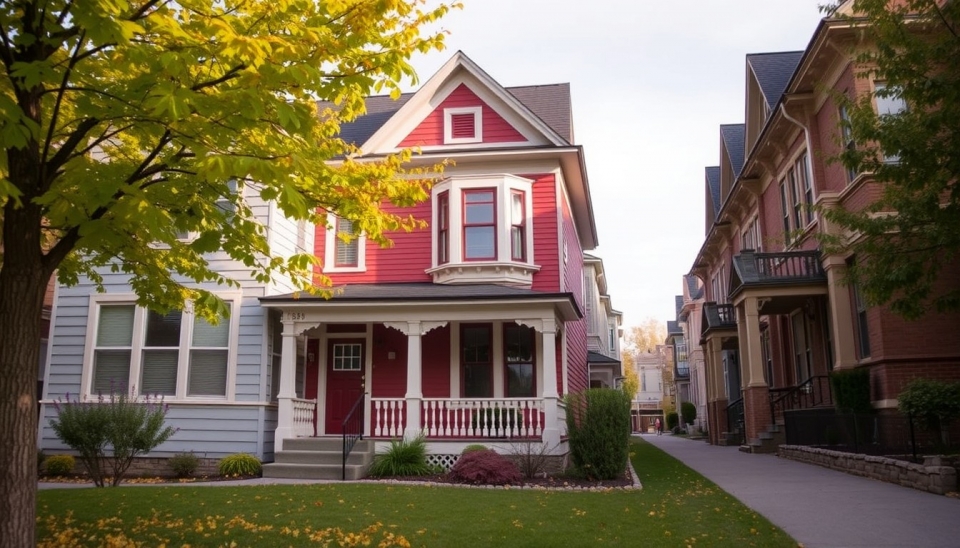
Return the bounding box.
[737,296,770,442]
[274,319,299,452]
[540,318,561,450]
[823,257,859,371]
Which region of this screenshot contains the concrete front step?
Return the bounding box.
[262,462,368,481]
[263,437,375,481]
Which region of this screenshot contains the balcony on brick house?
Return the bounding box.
[728,250,827,310]
[700,302,737,341]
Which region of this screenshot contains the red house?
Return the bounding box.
[259,52,600,474]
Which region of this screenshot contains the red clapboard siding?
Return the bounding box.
[370,324,407,398]
[399,84,526,147]
[316,201,433,285]
[560,191,588,395]
[529,173,561,292]
[422,325,451,398]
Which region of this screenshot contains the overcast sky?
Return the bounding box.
[405,1,827,328]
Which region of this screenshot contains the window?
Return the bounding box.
[324,214,366,272]
[463,189,496,260]
[510,191,525,261]
[175,179,241,241]
[711,266,727,304]
[852,280,871,359]
[874,82,907,163]
[503,324,535,397]
[839,104,858,182]
[761,329,773,386]
[608,325,617,350]
[462,325,492,397]
[797,152,815,225]
[334,217,358,267]
[332,343,362,371]
[443,107,482,144]
[779,178,792,244]
[741,216,761,252]
[427,175,537,285]
[780,151,815,247]
[437,191,449,265]
[87,297,236,399]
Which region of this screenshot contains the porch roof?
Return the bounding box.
[587,351,621,366]
[260,283,584,322]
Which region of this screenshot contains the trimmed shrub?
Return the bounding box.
[680,401,697,426]
[49,391,177,487]
[218,453,262,477]
[461,444,488,454]
[666,411,679,430]
[565,388,631,480]
[368,436,432,477]
[45,455,75,476]
[831,368,873,413]
[448,449,521,485]
[169,452,201,478]
[898,378,960,447]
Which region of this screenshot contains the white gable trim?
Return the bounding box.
[360,51,567,155]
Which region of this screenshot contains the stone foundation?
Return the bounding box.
[46,456,223,478]
[778,445,957,495]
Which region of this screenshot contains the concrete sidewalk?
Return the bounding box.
[642,434,960,548]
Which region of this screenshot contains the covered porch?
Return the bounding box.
[259,283,582,453]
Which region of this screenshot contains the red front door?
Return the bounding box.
[324,339,365,435]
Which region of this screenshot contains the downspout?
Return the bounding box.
[779,102,817,195]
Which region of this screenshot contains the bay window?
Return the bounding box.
[428,174,539,286]
[85,295,238,400]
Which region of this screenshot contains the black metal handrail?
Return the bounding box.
[726,397,745,445]
[769,375,833,425]
[341,390,367,481]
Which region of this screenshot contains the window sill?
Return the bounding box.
[426,261,541,287]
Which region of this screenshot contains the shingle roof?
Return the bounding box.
[706,166,721,217]
[720,124,746,179]
[325,83,573,147]
[675,295,684,319]
[261,282,569,301]
[666,320,682,336]
[747,51,804,112]
[684,275,700,298]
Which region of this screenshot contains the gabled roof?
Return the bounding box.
[666,320,682,336]
[706,166,721,217]
[330,83,573,147]
[720,124,746,179]
[747,51,804,113]
[684,275,703,300]
[675,295,684,319]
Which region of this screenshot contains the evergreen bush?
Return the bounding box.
[448,449,521,485]
[217,453,262,477]
[680,402,697,426]
[44,455,75,476]
[367,436,432,477]
[831,368,873,413]
[564,388,631,480]
[666,411,679,430]
[49,391,176,487]
[169,452,201,478]
[898,378,960,447]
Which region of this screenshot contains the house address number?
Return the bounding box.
[285,312,306,321]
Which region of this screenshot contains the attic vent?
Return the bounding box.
[450,113,476,139]
[443,106,482,144]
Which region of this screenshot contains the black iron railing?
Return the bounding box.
[702,303,737,340]
[676,364,690,378]
[726,397,745,445]
[783,410,937,462]
[769,375,833,425]
[341,391,367,481]
[753,251,824,281]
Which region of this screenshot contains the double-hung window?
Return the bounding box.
[780,151,815,246]
[86,296,237,399]
[874,82,907,163]
[324,214,366,272]
[503,324,535,397]
[741,216,761,252]
[852,279,871,359]
[437,191,449,264]
[779,178,793,244]
[463,190,496,260]
[510,191,526,261]
[839,104,858,182]
[462,324,492,397]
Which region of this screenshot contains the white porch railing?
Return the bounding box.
[292,398,317,437]
[371,398,545,438]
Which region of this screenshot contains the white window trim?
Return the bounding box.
[79,292,242,402]
[426,174,540,285]
[324,215,366,273]
[443,106,483,144]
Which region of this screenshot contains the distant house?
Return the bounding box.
[631,347,668,432]
[692,5,960,451]
[583,254,623,389]
[40,52,614,475]
[666,277,705,433]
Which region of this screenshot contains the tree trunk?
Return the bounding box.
[1,181,50,547]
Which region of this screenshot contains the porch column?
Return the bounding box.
[404,321,423,441]
[540,318,561,450]
[739,297,767,388]
[824,258,859,370]
[274,319,298,452]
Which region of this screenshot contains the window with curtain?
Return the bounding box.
[504,324,535,397]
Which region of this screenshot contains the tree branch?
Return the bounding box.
[42,29,88,185]
[192,64,246,92]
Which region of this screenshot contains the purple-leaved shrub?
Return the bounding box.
[447,449,522,485]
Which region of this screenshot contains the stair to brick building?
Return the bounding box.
[739,421,785,454]
[262,438,375,481]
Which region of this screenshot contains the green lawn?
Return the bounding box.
[37,438,797,547]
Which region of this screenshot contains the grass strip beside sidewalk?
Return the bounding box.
[37,438,796,547]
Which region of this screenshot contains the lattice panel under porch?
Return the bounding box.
[426,454,459,471]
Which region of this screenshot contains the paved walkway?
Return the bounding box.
[642,434,960,548]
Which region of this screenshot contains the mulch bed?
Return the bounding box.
[374,469,636,490]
